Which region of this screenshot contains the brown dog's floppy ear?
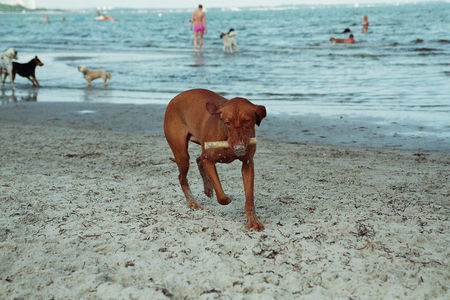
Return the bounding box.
[206,102,220,115]
[254,105,266,126]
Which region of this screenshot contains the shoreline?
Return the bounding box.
[0,101,448,152]
[0,120,448,298]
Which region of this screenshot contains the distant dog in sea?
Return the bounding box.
[220,28,237,53]
[78,65,111,87]
[12,56,44,88]
[0,48,18,90]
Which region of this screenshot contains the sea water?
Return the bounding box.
[0,2,449,144]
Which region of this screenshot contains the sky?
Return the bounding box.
[19,0,443,10]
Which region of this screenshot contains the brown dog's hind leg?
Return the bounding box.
[177,155,202,210]
[166,133,202,210]
[196,156,214,198]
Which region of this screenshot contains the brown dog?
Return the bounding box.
[164,89,267,230]
[12,56,44,88]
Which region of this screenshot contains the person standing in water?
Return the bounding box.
[190,4,207,50]
[362,15,369,33]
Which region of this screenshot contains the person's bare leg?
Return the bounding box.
[194,31,198,49]
[199,31,204,50]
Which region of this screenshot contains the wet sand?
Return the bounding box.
[0,102,449,298]
[0,101,448,152]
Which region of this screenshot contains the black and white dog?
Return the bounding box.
[0,48,18,90]
[220,28,237,53]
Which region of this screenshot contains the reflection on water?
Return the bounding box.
[192,51,205,67]
[1,88,38,104]
[83,87,113,102]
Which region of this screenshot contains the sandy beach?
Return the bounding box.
[0,102,449,299]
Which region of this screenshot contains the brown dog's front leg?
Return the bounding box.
[27,76,37,87]
[32,76,41,88]
[242,159,264,231]
[202,158,231,205]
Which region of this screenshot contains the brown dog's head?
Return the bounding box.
[206,98,266,157]
[34,56,44,67]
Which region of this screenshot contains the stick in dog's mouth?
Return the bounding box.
[204,137,257,150]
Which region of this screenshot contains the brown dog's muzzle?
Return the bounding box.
[233,142,246,157]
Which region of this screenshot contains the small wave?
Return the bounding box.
[353,54,382,59]
[416,51,446,57]
[394,63,427,67]
[54,56,94,61]
[263,92,327,98]
[411,39,424,44]
[411,48,441,52]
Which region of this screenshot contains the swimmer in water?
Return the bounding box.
[330,34,355,44]
[190,4,207,50]
[362,16,369,33]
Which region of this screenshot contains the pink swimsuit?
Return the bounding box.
[192,13,205,33]
[194,24,204,33]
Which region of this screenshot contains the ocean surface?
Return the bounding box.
[0,2,449,146]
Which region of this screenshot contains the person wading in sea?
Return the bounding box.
[362,15,369,33]
[190,4,207,50]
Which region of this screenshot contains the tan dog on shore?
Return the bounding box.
[164,89,266,231]
[78,65,111,87]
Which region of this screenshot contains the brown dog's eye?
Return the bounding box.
[224,121,232,126]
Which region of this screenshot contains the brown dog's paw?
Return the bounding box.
[218,195,232,205]
[246,215,264,231]
[204,188,214,198]
[187,200,202,210]
[203,184,214,198]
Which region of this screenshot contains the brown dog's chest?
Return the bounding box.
[202,148,238,163]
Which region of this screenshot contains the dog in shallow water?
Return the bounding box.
[164,89,266,231]
[0,48,18,90]
[12,56,44,88]
[78,65,111,87]
[220,28,237,53]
